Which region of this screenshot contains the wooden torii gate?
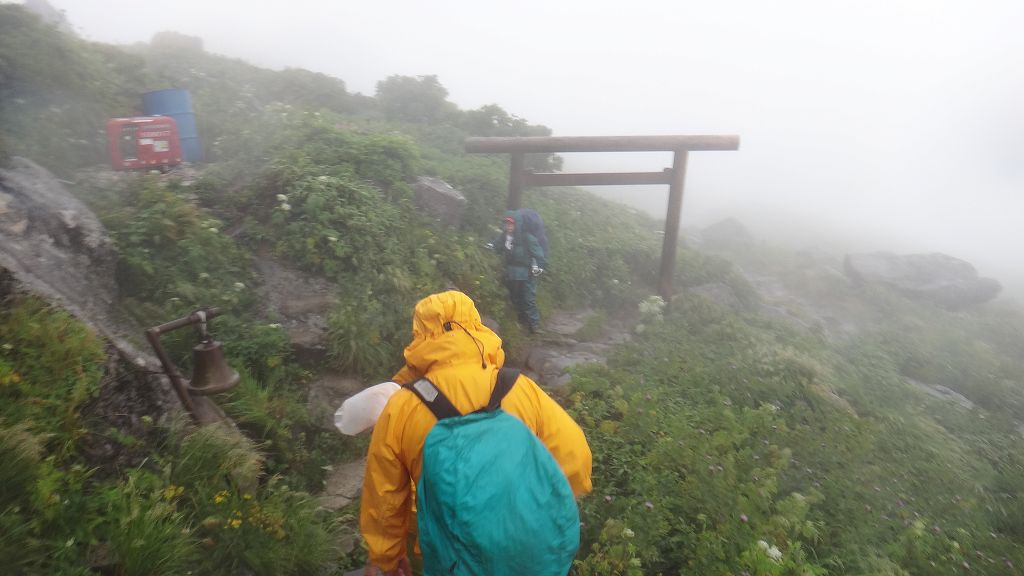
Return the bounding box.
[465,135,740,302]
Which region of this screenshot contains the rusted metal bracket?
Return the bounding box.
[145,307,237,425]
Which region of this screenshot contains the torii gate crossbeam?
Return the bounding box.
[465,135,740,303]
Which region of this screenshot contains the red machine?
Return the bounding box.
[105,116,182,171]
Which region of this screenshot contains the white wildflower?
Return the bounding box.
[621,527,635,539]
[280,203,291,211]
[327,236,337,242]
[198,272,210,280]
[267,323,282,329]
[233,282,245,291]
[207,227,219,234]
[757,540,783,562]
[276,194,288,202]
[638,295,666,322]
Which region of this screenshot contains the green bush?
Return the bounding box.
[570,288,1024,574]
[0,296,105,454]
[327,290,406,379]
[223,368,355,492]
[94,177,255,314]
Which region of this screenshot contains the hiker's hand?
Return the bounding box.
[531,266,544,277]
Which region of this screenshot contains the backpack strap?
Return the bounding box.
[405,368,521,420]
[405,378,461,420]
[483,368,521,412]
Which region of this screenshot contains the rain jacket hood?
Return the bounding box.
[398,290,505,378]
[504,208,522,228]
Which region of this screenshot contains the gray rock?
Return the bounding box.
[319,457,366,511]
[0,158,231,426]
[844,252,1001,308]
[306,372,366,430]
[413,176,467,227]
[0,157,119,323]
[253,257,337,364]
[906,377,975,410]
[545,312,587,336]
[699,217,755,252]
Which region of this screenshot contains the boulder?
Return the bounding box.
[844,252,1001,308]
[0,157,193,422]
[413,176,466,227]
[700,217,755,252]
[0,157,119,329]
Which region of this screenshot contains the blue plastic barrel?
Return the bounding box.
[142,89,203,163]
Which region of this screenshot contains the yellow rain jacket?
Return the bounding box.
[360,291,593,571]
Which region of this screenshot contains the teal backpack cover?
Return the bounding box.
[407,369,579,576]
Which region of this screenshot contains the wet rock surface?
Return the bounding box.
[306,371,366,430]
[319,458,367,511]
[517,309,632,388]
[253,256,338,365]
[0,158,197,426]
[0,157,119,333]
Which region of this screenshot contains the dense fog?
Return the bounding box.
[48,0,1024,294]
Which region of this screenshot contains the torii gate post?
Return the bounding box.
[465,135,740,303]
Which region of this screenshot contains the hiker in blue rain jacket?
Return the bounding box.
[489,210,547,333]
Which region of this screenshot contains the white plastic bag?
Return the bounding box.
[334,381,401,435]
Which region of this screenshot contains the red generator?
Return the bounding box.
[106,116,183,170]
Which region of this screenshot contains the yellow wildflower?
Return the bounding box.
[162,485,184,501]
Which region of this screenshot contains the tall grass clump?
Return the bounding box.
[0,296,105,455]
[106,475,198,575]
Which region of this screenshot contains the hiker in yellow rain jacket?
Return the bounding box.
[360,290,592,575]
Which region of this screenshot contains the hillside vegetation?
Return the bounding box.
[2,5,1024,575]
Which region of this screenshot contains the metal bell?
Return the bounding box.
[188,339,240,395]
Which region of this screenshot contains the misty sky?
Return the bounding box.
[43,0,1024,289]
